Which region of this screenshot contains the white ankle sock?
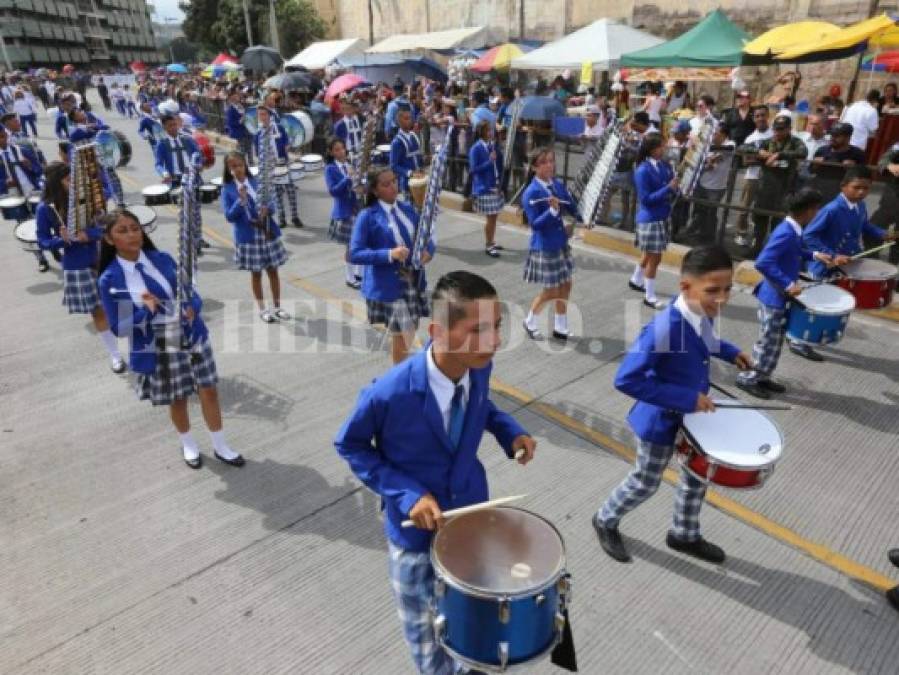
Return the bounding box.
[345,263,355,282]
[645,278,657,302]
[554,313,568,334]
[631,265,644,286]
[179,432,200,460]
[98,330,122,360]
[209,430,238,460]
[353,264,363,278]
[526,310,538,330]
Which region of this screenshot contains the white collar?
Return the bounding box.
[649,157,660,168]
[379,199,399,216]
[117,250,151,275]
[840,193,858,211]
[535,177,553,189]
[785,216,802,237]
[236,177,253,190]
[674,294,709,338]
[426,345,470,412]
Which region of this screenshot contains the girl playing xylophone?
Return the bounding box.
[324,138,363,289]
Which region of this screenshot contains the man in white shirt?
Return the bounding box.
[582,105,605,140]
[682,126,736,242]
[689,94,715,136]
[797,113,829,158]
[734,106,774,246]
[841,89,880,151]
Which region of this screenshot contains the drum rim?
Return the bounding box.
[142,185,171,195]
[14,218,38,242]
[0,196,26,206]
[681,409,783,470]
[430,506,567,599]
[795,284,856,315]
[439,628,561,672]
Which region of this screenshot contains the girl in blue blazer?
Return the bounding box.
[468,120,505,258]
[324,137,363,289]
[631,133,679,310]
[255,106,302,229]
[35,161,125,373]
[349,167,435,364]
[221,151,289,324]
[520,147,579,341]
[97,209,245,471]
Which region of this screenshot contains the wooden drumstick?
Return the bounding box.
[849,241,896,261]
[401,494,527,528]
[713,403,793,411]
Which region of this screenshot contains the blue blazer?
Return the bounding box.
[754,220,815,309]
[55,112,69,139]
[254,123,289,162]
[221,179,281,245]
[225,104,247,140]
[468,140,503,196]
[390,131,423,192]
[334,349,528,552]
[98,250,208,375]
[333,115,363,152]
[803,195,885,278]
[0,142,43,194]
[349,201,435,302]
[521,177,577,252]
[153,133,201,179]
[634,159,676,224]
[615,303,741,445]
[138,114,160,147]
[35,202,101,270]
[325,162,358,220]
[68,121,110,144]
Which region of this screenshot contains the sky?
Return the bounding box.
[152,0,185,23]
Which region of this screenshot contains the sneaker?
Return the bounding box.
[592,514,632,563]
[38,259,50,273]
[110,357,127,374]
[485,244,501,258]
[666,533,725,564]
[346,279,362,290]
[628,280,645,292]
[643,298,667,310]
[735,379,771,399]
[522,319,543,340]
[887,586,899,613]
[273,308,291,320]
[788,342,824,362]
[260,309,276,323]
[292,217,304,228]
[758,379,787,394]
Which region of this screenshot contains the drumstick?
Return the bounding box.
[529,197,571,205]
[849,240,896,261]
[709,382,738,400]
[400,494,527,528]
[713,403,793,411]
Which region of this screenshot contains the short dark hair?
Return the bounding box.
[632,111,650,126]
[787,188,824,214]
[500,87,514,100]
[432,271,498,328]
[473,91,488,105]
[160,113,177,124]
[841,165,873,184]
[867,89,881,103]
[637,132,664,164]
[783,95,796,106]
[699,94,715,108]
[681,245,733,277]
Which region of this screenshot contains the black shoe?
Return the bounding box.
[887,586,899,613]
[666,533,725,564]
[643,298,666,310]
[110,358,127,374]
[735,379,771,399]
[628,280,645,292]
[485,245,501,258]
[522,320,543,340]
[552,330,569,341]
[346,279,361,290]
[292,217,304,228]
[184,453,202,470]
[199,239,211,249]
[38,259,49,272]
[889,548,899,568]
[592,514,632,563]
[789,342,824,362]
[50,248,62,262]
[214,451,245,467]
[758,379,787,394]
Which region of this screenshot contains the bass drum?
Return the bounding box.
[95,130,121,169]
[243,106,258,134]
[193,132,215,170]
[282,110,315,149]
[114,130,132,167]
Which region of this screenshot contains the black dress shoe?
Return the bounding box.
[184,454,202,470]
[758,379,787,394]
[50,248,62,262]
[552,330,569,341]
[889,548,899,568]
[292,217,304,228]
[522,320,543,340]
[214,451,245,467]
[38,259,49,272]
[628,280,645,292]
[887,586,899,613]
[199,239,211,249]
[736,379,771,399]
[789,342,824,362]
[643,298,666,310]
[110,358,127,374]
[592,514,632,563]
[666,533,725,564]
[346,279,361,290]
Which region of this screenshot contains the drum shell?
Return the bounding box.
[142,186,171,206]
[288,162,305,182]
[273,167,290,185]
[833,276,896,310]
[199,185,219,203]
[677,439,770,489]
[114,130,132,167]
[785,303,851,345]
[14,218,40,253]
[301,155,323,172]
[0,196,27,220]
[27,193,41,216]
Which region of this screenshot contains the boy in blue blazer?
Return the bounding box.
[224,92,253,162]
[332,97,363,164]
[390,109,423,201]
[594,245,751,564]
[137,101,160,151]
[737,189,834,398]
[255,106,303,228]
[335,270,536,675]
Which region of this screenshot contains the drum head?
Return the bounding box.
[798,284,856,315]
[682,403,783,469]
[840,258,897,281]
[200,184,218,191]
[14,218,37,242]
[301,154,323,163]
[211,176,223,186]
[142,184,170,196]
[431,507,565,596]
[376,144,391,153]
[0,196,26,208]
[283,111,315,148]
[96,130,121,169]
[273,167,289,176]
[126,204,157,227]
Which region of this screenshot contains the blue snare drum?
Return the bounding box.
[786,284,855,345]
[431,507,569,672]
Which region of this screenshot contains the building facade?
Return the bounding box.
[0,0,162,69]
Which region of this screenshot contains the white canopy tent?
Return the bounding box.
[510,19,663,71]
[286,38,367,70]
[367,26,488,54]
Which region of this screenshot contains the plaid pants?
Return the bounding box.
[275,183,299,223]
[387,543,467,675]
[738,303,788,384]
[599,437,707,541]
[238,135,255,164]
[106,167,125,206]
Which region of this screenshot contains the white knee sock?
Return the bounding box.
[353,264,363,279]
[98,329,122,360]
[645,278,657,302]
[209,429,239,460]
[345,262,355,282]
[631,264,644,286]
[179,432,200,460]
[526,310,538,330]
[554,313,569,335]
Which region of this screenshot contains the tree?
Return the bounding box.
[169,37,201,64]
[180,0,327,58]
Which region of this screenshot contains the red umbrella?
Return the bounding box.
[130,60,147,73]
[324,73,369,104]
[62,64,74,74]
[212,52,238,66]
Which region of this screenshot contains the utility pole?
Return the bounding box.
[0,28,13,72]
[425,0,430,33]
[367,0,374,46]
[518,0,525,42]
[268,0,280,52]
[242,0,254,47]
[163,17,176,63]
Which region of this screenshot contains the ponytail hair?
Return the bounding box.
[636,132,664,165]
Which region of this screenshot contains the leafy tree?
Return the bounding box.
[169,37,201,64]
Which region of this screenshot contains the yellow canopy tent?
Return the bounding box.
[742,21,840,64]
[774,13,896,61]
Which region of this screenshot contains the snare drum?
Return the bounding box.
[678,404,783,489]
[832,258,897,309]
[373,143,391,166]
[14,218,40,253]
[210,176,224,188]
[288,162,305,182]
[301,154,323,172]
[786,284,855,345]
[142,184,171,206]
[431,507,570,672]
[0,195,27,220]
[199,184,219,203]
[126,204,158,233]
[27,192,42,216]
[273,166,290,185]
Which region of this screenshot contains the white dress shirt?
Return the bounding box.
[743,127,774,180]
[841,100,879,150]
[674,293,709,341]
[379,199,417,264]
[426,346,470,432]
[117,250,177,325]
[534,176,560,216]
[13,99,34,116]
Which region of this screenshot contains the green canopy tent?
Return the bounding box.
[621,9,751,67]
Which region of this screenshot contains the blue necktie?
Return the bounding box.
[448,384,466,450]
[390,207,414,249]
[135,262,171,315]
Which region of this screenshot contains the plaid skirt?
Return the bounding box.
[366,282,430,334]
[136,337,218,406]
[473,190,505,215]
[328,217,354,244]
[62,268,100,314]
[635,219,669,254]
[234,233,288,272]
[523,247,574,288]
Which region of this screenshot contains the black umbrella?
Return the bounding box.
[240,45,283,74]
[264,70,321,93]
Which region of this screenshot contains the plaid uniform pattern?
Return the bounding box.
[523,246,574,288]
[275,182,299,223]
[738,303,788,384]
[366,281,430,334]
[635,219,669,253]
[62,268,100,314]
[387,543,464,675]
[234,230,288,271]
[136,337,218,406]
[472,190,504,215]
[327,217,354,244]
[599,437,708,541]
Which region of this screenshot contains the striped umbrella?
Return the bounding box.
[471,44,525,72]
